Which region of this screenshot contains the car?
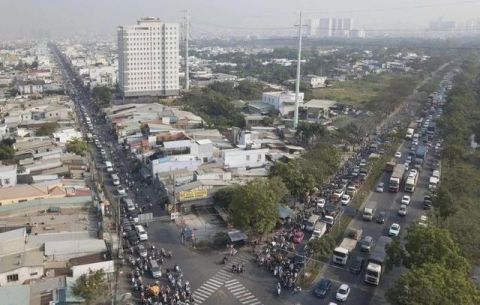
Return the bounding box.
[418,215,428,227]
[398,204,407,216]
[136,244,148,258]
[336,284,351,302]
[313,278,332,298]
[360,235,374,252]
[389,223,401,236]
[375,182,384,193]
[394,151,402,158]
[340,194,351,205]
[408,169,418,177]
[423,195,433,209]
[376,211,386,224]
[293,230,305,244]
[316,198,326,208]
[406,155,412,163]
[401,195,411,205]
[349,256,365,274]
[117,185,126,195]
[126,230,139,245]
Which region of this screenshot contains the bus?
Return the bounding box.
[105,161,113,172]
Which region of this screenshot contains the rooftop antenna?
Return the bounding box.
[293,11,303,129]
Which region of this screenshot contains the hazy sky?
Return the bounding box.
[1,0,480,39]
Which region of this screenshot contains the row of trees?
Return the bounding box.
[386,226,480,305]
[385,55,480,305]
[92,86,112,107]
[179,80,265,129]
[269,144,340,199]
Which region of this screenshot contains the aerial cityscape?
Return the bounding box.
[1,1,480,305]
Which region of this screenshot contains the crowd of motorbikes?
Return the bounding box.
[125,245,194,305]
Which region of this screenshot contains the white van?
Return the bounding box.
[124,199,135,212]
[305,214,320,232]
[135,225,148,241]
[111,174,120,186]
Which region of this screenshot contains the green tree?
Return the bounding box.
[0,145,15,160]
[295,122,326,146]
[269,161,316,199]
[432,185,458,220]
[35,122,59,136]
[92,86,112,107]
[72,269,108,304]
[386,263,480,305]
[402,225,469,272]
[385,238,405,272]
[213,186,237,208]
[307,236,336,262]
[66,138,88,156]
[229,177,287,236]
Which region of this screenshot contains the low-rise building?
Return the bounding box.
[262,91,304,116]
[0,250,44,286]
[222,148,269,169]
[303,74,327,88]
[0,164,17,187]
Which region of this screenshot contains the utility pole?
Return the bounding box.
[184,10,190,91]
[293,11,303,129]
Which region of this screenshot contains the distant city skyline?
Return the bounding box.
[1,0,480,40]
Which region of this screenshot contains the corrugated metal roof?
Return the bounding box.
[0,227,26,242]
[0,285,31,305]
[44,239,106,256]
[164,140,191,149]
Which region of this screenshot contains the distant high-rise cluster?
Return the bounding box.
[117,17,180,98]
[308,18,364,38]
[428,17,456,32]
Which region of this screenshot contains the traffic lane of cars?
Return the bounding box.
[303,264,376,305]
[306,139,430,305]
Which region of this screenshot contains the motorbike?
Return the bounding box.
[276,283,281,296]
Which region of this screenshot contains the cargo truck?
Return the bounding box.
[389,164,406,192]
[385,159,396,172]
[364,236,392,285]
[406,122,416,139]
[415,145,427,166]
[332,228,363,265]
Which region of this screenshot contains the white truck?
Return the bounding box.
[363,201,376,221]
[429,176,439,190]
[405,122,416,140]
[332,228,363,265]
[310,222,328,241]
[404,169,418,193]
[365,236,392,285]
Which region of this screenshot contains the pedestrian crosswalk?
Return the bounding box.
[192,252,263,305]
[224,279,263,305]
[192,269,231,304]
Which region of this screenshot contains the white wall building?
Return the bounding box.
[151,155,203,175]
[0,164,17,188]
[222,148,269,169]
[262,91,304,116]
[53,128,83,143]
[117,17,180,97]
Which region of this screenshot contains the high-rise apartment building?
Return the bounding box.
[308,18,355,38]
[319,18,333,37]
[117,17,180,98]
